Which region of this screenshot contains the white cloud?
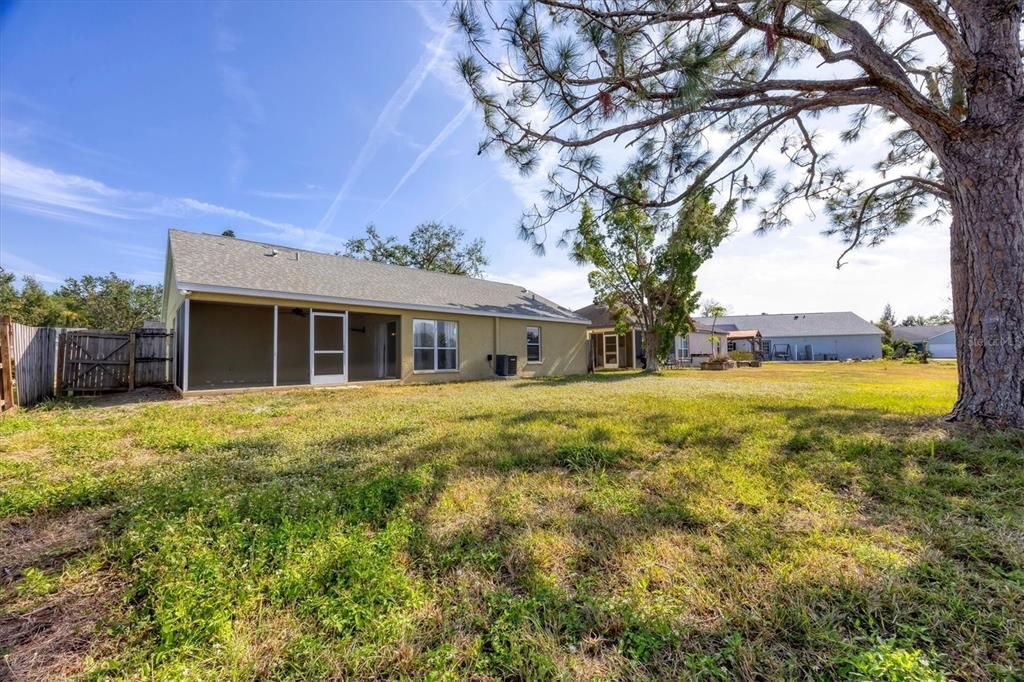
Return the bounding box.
[371,101,473,216]
[0,250,63,284]
[316,23,453,233]
[0,152,131,220]
[0,152,342,250]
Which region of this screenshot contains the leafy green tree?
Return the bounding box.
[56,273,162,331]
[453,1,1024,425]
[703,302,728,358]
[571,181,733,370]
[344,221,488,277]
[900,311,953,326]
[0,268,20,320]
[877,303,897,343]
[17,277,71,327]
[700,299,728,318]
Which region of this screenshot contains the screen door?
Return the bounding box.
[310,312,347,384]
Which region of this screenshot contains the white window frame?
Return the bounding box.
[526,326,542,363]
[678,335,689,359]
[412,319,459,373]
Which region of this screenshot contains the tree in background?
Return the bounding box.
[571,181,733,370]
[344,221,488,277]
[900,311,954,326]
[877,303,897,344]
[0,268,20,320]
[454,1,1024,425]
[0,272,161,331]
[700,299,729,318]
[703,301,728,358]
[57,274,162,331]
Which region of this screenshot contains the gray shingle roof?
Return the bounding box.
[574,304,620,328]
[574,304,714,332]
[892,324,955,342]
[692,312,883,337]
[168,230,588,324]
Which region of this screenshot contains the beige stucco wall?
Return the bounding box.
[182,291,587,388]
[497,318,588,377]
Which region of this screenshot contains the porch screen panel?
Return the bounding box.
[188,301,273,389]
[277,307,310,385]
[174,303,185,388]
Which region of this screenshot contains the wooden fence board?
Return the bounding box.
[0,316,13,413]
[10,322,60,406]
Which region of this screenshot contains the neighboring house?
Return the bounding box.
[575,304,645,369]
[162,229,589,393]
[575,304,720,368]
[892,324,956,358]
[690,312,884,361]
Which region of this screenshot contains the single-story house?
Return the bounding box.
[575,304,721,368]
[892,324,956,358]
[690,312,884,361]
[162,229,589,393]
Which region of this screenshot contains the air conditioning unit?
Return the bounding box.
[494,354,518,377]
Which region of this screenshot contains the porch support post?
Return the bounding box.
[272,305,278,387]
[182,298,190,392]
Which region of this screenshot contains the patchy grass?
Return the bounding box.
[0,361,1021,680]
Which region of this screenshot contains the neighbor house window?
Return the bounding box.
[526,326,541,362]
[727,340,737,351]
[413,319,458,371]
[679,336,689,359]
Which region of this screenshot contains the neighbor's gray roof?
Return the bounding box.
[575,304,714,332]
[168,230,588,324]
[692,311,883,337]
[575,304,622,328]
[892,324,955,342]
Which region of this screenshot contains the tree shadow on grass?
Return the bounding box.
[7,396,1022,680]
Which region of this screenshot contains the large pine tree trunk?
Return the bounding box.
[943,4,1024,428]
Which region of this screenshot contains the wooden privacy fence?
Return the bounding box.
[11,321,62,406]
[59,329,173,395]
[0,317,175,409]
[0,316,13,413]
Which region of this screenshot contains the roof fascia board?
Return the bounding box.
[177,281,591,325]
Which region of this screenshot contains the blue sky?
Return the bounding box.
[0,1,952,320]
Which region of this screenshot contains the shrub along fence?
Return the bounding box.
[0,316,174,409]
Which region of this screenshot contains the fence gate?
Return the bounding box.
[59,329,173,395]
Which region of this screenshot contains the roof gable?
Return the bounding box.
[168,230,587,324]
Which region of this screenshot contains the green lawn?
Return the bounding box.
[1,362,1021,680]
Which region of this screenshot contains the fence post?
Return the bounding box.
[128,331,136,392]
[0,315,14,413]
[55,331,66,397]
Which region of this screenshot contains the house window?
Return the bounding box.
[413,319,458,371]
[727,340,737,351]
[526,326,541,362]
[679,336,689,359]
